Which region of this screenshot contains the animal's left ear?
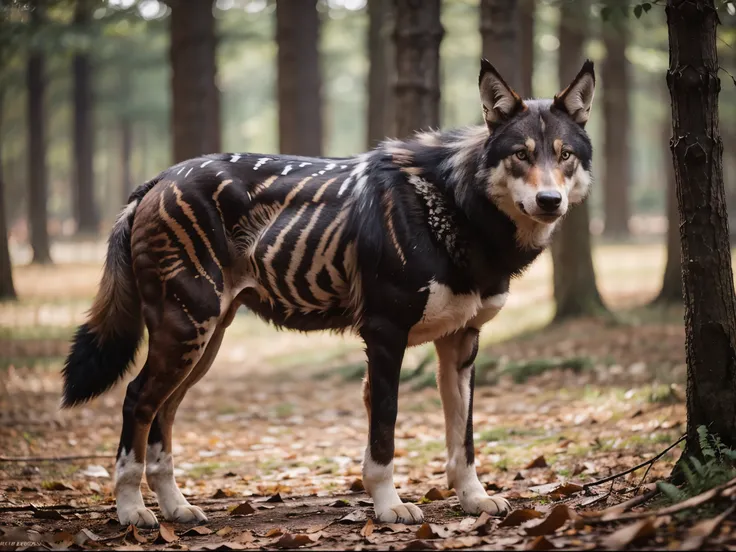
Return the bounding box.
[554,59,595,127]
[479,59,526,132]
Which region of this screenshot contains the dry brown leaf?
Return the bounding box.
[115,546,144,551]
[499,509,544,528]
[416,522,454,539]
[526,456,548,469]
[201,543,247,551]
[212,488,235,498]
[229,502,256,516]
[273,532,320,548]
[74,528,101,546]
[182,525,214,536]
[44,481,75,491]
[339,509,367,523]
[524,505,578,536]
[266,492,284,503]
[154,523,178,544]
[233,531,256,544]
[264,528,284,538]
[424,487,446,501]
[33,509,66,520]
[350,478,365,492]
[402,539,438,550]
[361,518,375,537]
[124,525,148,544]
[526,535,555,550]
[555,483,584,496]
[377,523,411,533]
[471,512,494,535]
[217,526,233,537]
[306,524,330,534]
[600,517,657,550]
[439,536,484,549]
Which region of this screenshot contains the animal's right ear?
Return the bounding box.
[479,59,526,132]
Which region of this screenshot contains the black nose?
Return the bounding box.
[536,191,562,212]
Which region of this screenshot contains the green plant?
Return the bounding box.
[658,426,736,507]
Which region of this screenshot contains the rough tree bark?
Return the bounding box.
[367,0,395,147]
[519,0,535,99]
[169,0,220,163]
[27,2,52,265]
[601,10,631,238]
[666,0,736,466]
[394,0,443,138]
[480,0,519,90]
[551,0,606,321]
[72,0,97,235]
[0,90,16,300]
[655,86,682,305]
[276,0,322,156]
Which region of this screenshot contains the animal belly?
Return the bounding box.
[407,281,483,346]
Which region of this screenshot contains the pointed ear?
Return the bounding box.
[554,59,596,126]
[479,59,526,131]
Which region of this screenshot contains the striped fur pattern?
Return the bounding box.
[61,59,596,527]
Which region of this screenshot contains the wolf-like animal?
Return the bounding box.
[61,59,596,528]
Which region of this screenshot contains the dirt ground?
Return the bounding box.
[2,244,735,550]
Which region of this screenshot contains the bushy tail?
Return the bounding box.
[61,179,158,408]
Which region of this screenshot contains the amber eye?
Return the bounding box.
[515,150,528,161]
[561,151,572,161]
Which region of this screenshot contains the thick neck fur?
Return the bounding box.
[380,126,555,273]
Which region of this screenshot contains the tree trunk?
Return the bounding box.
[655,87,682,305]
[367,0,395,148]
[666,0,736,469]
[170,0,220,163]
[601,12,631,238]
[479,0,519,90]
[519,0,534,99]
[276,0,322,156]
[72,0,97,235]
[27,3,52,265]
[0,90,16,300]
[551,0,606,321]
[393,0,443,138]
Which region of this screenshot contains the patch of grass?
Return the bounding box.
[501,356,595,384]
[188,462,223,479]
[274,403,295,417]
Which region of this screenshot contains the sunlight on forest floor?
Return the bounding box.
[0,241,708,549]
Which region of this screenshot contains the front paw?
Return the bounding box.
[168,504,208,524]
[375,502,424,524]
[459,493,510,516]
[119,506,159,528]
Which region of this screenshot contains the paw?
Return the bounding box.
[460,493,510,516]
[168,504,208,524]
[119,507,159,528]
[375,502,424,524]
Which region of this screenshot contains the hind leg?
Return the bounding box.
[115,305,218,528]
[146,312,232,523]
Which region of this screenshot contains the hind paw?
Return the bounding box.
[119,507,159,529]
[168,505,208,524]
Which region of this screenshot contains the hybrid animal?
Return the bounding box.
[62,59,596,528]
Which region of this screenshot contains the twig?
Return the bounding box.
[583,434,686,490]
[0,454,116,462]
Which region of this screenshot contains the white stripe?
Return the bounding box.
[185,168,193,178]
[254,157,271,170]
[177,167,185,175]
[325,163,336,170]
[215,171,224,177]
[230,155,241,162]
[200,160,213,167]
[282,165,293,175]
[299,162,312,167]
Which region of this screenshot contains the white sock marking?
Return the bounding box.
[115,448,153,525]
[146,443,191,520]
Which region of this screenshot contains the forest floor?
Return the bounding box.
[1,242,736,550]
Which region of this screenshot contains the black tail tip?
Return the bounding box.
[61,323,139,408]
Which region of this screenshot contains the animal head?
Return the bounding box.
[479,59,595,227]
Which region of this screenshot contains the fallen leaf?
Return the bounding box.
[182,526,213,536]
[377,523,411,533]
[229,502,256,516]
[471,512,494,535]
[600,518,656,550]
[81,464,110,478]
[424,487,446,501]
[350,478,365,492]
[416,522,453,539]
[339,509,367,523]
[154,524,178,544]
[402,539,438,550]
[441,536,484,549]
[525,456,548,469]
[49,531,75,548]
[74,528,101,546]
[212,488,235,498]
[273,532,322,548]
[89,481,102,494]
[201,543,247,551]
[43,481,75,491]
[524,505,577,536]
[361,518,375,537]
[499,509,544,528]
[233,531,255,543]
[556,483,584,496]
[33,509,66,520]
[514,472,526,481]
[266,492,284,503]
[526,535,555,550]
[328,499,351,507]
[264,528,284,537]
[124,525,148,544]
[217,526,233,537]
